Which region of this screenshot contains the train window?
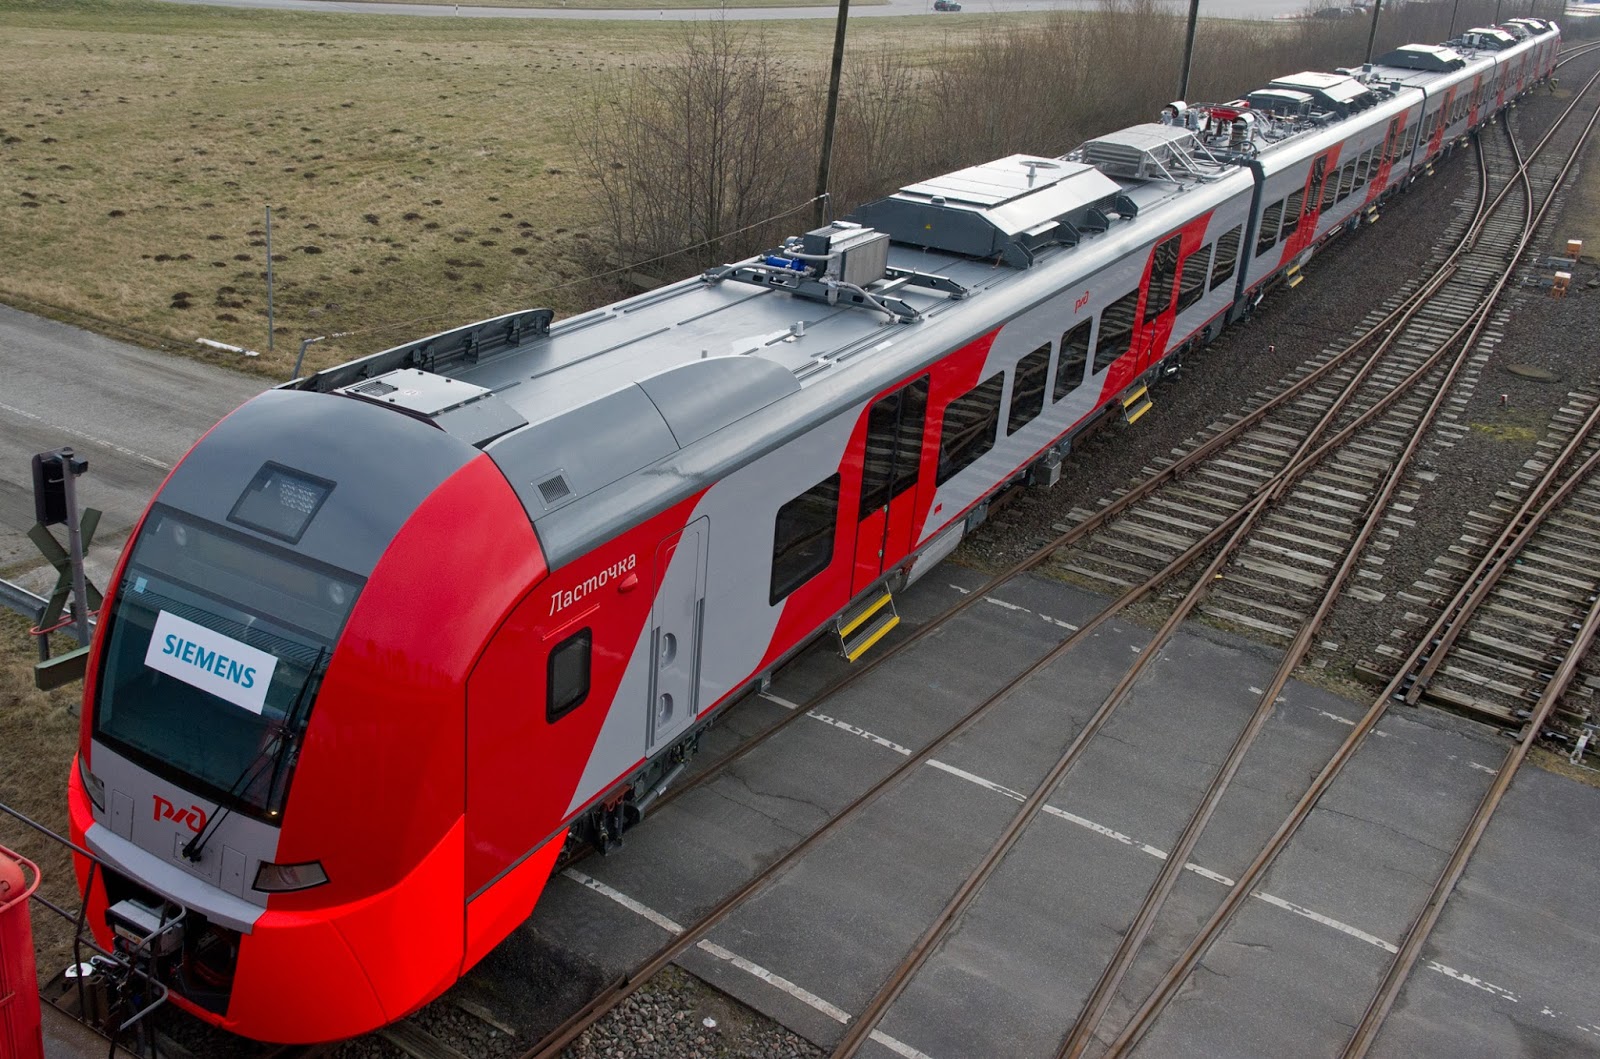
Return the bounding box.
[547,628,591,723]
[1008,343,1051,436]
[1255,198,1285,257]
[770,473,840,605]
[1354,149,1373,188]
[858,377,929,520]
[936,373,1004,486]
[1144,235,1182,324]
[1054,320,1092,401]
[1337,163,1356,202]
[1281,187,1305,240]
[1093,289,1139,374]
[1320,166,1340,212]
[1210,227,1242,291]
[1176,244,1210,314]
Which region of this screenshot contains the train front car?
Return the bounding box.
[67,383,549,1042]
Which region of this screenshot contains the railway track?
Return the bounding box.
[829,56,1600,1059]
[447,52,1600,1059]
[1051,50,1600,1059]
[1378,388,1600,727]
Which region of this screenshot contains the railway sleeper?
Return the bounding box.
[1214,570,1320,606]
[1197,604,1296,641]
[1473,608,1575,645]
[1206,589,1307,625]
[1254,523,1351,555]
[1093,535,1175,567]
[1462,628,1567,667]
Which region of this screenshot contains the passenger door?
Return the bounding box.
[647,517,708,755]
[852,377,930,595]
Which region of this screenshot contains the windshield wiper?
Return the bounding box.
[182,647,327,863]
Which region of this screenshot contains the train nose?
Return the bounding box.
[221,909,393,1042]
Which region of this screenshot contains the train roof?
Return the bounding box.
[280,22,1556,565]
[1374,44,1469,71]
[282,146,1249,557]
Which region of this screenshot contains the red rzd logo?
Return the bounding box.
[152,795,207,833]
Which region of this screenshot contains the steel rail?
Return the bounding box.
[1341,428,1600,1057]
[1337,96,1600,1059]
[1054,138,1532,1059]
[512,61,1579,1059]
[519,271,1508,1059]
[1063,67,1584,1059]
[847,50,1600,1040]
[836,106,1538,1058]
[1102,68,1600,1058]
[1401,121,1545,704]
[827,136,1512,1058]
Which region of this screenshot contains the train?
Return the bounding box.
[67,16,1559,1044]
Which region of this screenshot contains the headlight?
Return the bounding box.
[252,860,328,893]
[78,754,106,811]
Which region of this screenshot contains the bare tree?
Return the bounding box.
[576,21,812,277]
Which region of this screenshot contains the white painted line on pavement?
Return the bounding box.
[919,747,1533,1019]
[946,583,1079,630]
[807,711,915,757]
[1425,960,1519,1003]
[562,868,935,1059]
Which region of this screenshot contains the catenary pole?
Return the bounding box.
[814,0,851,228]
[1365,0,1384,64]
[1178,0,1201,100]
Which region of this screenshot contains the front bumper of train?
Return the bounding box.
[68,760,466,1043]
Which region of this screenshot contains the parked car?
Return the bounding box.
[934,1,962,11]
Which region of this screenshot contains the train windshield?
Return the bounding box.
[93,507,362,822]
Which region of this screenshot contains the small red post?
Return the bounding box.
[0,846,44,1059]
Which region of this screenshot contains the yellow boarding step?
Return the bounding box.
[1121,384,1153,426]
[1286,263,1305,289]
[836,590,900,661]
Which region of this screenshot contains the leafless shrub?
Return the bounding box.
[574,21,813,277]
[578,0,1562,274]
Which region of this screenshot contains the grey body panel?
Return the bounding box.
[159,388,478,577]
[85,742,279,931]
[636,356,801,447]
[647,517,708,754]
[487,383,680,516]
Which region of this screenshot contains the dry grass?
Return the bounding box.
[0,615,85,980]
[0,0,967,380]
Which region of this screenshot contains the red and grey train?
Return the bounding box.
[68,19,1559,1044]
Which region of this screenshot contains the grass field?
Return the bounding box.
[0,0,965,381]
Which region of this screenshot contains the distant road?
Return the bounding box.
[0,306,264,596]
[155,0,1314,22]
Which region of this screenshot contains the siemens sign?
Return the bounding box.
[143,610,279,714]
